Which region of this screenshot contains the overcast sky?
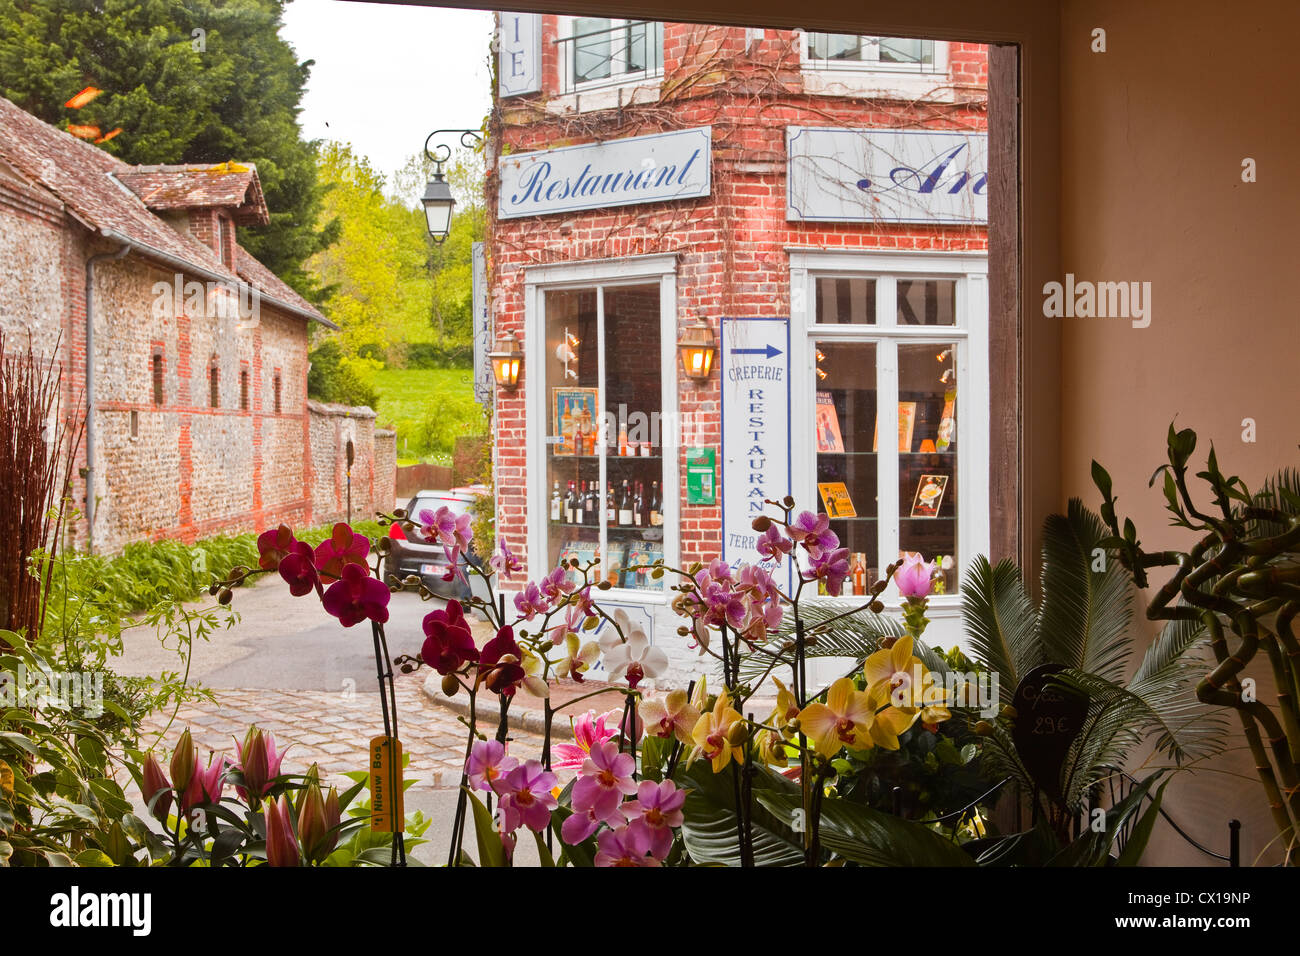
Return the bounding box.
[281,0,494,194]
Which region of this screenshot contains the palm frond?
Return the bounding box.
[1037,499,1134,683]
[961,556,1038,706]
[1252,467,1300,536]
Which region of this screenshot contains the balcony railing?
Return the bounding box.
[804,33,942,74]
[553,19,664,95]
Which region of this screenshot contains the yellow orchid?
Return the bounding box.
[865,681,917,749]
[640,688,700,745]
[797,677,875,758]
[554,633,600,683]
[689,689,746,773]
[862,635,923,701]
[519,647,549,699]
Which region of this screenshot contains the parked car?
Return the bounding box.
[385,488,489,603]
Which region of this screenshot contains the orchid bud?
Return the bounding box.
[751,515,772,532]
[441,674,460,697]
[170,728,196,792]
[725,722,750,747]
[141,752,173,822]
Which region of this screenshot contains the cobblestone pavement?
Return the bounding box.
[139,673,555,792]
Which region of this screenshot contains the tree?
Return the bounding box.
[0,0,335,300]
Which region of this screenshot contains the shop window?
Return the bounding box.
[152,351,164,406]
[240,368,250,411]
[532,260,677,596]
[793,254,988,615]
[804,33,939,71]
[559,18,663,93]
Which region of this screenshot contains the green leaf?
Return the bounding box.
[961,556,1038,705]
[677,761,803,867]
[465,789,505,868]
[1117,778,1171,866]
[1091,460,1113,500]
[534,830,556,867]
[74,848,115,867]
[757,792,974,866]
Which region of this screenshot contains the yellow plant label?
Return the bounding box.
[368,736,404,832]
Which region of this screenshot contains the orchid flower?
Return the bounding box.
[539,565,577,602]
[552,710,619,771]
[599,611,668,689]
[495,760,558,834]
[797,677,876,757]
[571,739,638,824]
[689,689,746,773]
[519,646,550,699]
[594,824,661,867]
[802,546,851,596]
[488,539,522,580]
[466,739,518,793]
[478,626,526,696]
[513,581,549,620]
[321,562,391,627]
[554,632,601,682]
[755,523,793,564]
[421,600,479,675]
[621,779,686,859]
[256,524,296,571]
[313,522,371,583]
[638,689,700,745]
[277,540,320,597]
[788,510,839,558]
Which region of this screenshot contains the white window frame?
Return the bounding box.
[557,17,664,97]
[796,31,954,102]
[789,249,988,651]
[523,253,679,606]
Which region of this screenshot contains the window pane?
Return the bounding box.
[897,342,958,592]
[574,17,611,82]
[896,278,956,326]
[545,288,600,585]
[809,32,862,61]
[815,276,876,324]
[814,340,877,592]
[879,37,933,64]
[603,284,663,592]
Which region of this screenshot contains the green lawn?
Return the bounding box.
[371,367,486,464]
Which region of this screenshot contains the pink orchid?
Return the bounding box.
[321,562,391,627]
[539,565,576,602]
[277,540,320,597]
[789,510,839,558]
[571,740,638,825]
[622,779,687,859]
[513,581,549,620]
[256,524,296,572]
[466,739,518,792]
[553,710,619,771]
[894,553,938,599]
[755,523,793,564]
[419,506,473,552]
[594,825,660,867]
[488,540,521,580]
[495,760,558,833]
[421,600,479,675]
[313,522,371,583]
[803,546,852,596]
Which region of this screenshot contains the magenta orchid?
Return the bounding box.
[570,740,638,825]
[321,562,391,627]
[539,565,576,602]
[256,524,296,571]
[622,779,687,859]
[277,540,320,597]
[313,522,371,583]
[421,600,479,675]
[803,546,852,596]
[466,739,518,792]
[755,523,793,564]
[594,825,660,867]
[789,510,839,558]
[494,760,559,833]
[513,581,549,620]
[479,626,526,696]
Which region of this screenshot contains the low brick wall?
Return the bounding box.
[307,400,396,527]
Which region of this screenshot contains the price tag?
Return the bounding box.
[1010,664,1086,802]
[368,736,404,832]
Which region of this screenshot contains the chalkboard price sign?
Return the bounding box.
[1010,663,1087,801]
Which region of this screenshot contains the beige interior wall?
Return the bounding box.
[1059,0,1299,865]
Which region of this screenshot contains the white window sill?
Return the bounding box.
[801,68,964,103]
[545,79,662,115]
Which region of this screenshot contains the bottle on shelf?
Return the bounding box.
[565,480,578,524]
[582,480,594,526]
[618,422,630,456]
[550,481,562,522]
[851,553,867,595]
[606,481,616,525]
[618,479,633,526]
[649,480,662,527]
[632,481,644,528]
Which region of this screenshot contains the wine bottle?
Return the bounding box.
[550,480,562,522]
[565,481,577,524]
[632,481,644,527]
[649,480,662,527]
[618,479,633,526]
[582,480,593,525]
[606,481,616,525]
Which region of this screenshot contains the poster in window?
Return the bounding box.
[817,481,856,518]
[602,540,629,589]
[910,473,949,518]
[936,386,956,452]
[558,537,601,585]
[815,391,844,453]
[873,401,917,453]
[553,387,598,456]
[623,540,664,589]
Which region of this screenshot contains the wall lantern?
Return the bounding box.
[420,128,484,243]
[489,333,524,391]
[677,317,716,382]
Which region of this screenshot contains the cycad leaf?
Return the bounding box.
[1038,499,1133,683]
[961,556,1038,706]
[737,602,917,687]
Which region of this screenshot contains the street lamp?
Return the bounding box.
[489,332,523,392]
[677,317,716,382]
[420,128,484,243]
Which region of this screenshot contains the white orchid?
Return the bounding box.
[600,609,669,689]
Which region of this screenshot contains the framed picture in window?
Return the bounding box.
[815,391,844,453]
[910,473,949,518]
[553,387,598,455]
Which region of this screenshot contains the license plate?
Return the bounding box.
[421,564,439,574]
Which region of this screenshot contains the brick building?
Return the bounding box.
[484,16,988,667]
[0,96,395,553]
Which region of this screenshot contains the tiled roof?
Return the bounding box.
[116,163,270,226]
[0,95,327,326]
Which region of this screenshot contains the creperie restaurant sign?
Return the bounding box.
[497,126,712,220]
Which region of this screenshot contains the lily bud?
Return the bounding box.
[265,795,300,867]
[238,726,269,800]
[441,673,460,697]
[170,728,196,792]
[296,781,327,863]
[141,752,173,822]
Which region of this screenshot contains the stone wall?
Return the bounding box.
[306,400,392,527]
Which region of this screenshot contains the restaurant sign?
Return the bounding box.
[721,317,792,591]
[497,126,712,220]
[787,127,988,224]
[498,12,541,97]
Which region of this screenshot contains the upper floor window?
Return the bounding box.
[805,33,940,73]
[152,351,164,406]
[219,216,233,267]
[240,368,250,411]
[558,18,663,94]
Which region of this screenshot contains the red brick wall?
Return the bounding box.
[489,22,987,574]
